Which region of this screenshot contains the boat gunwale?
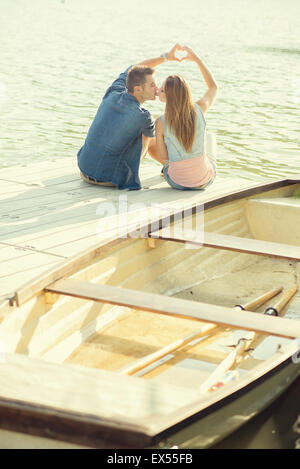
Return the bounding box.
[0,393,151,449]
[151,349,300,448]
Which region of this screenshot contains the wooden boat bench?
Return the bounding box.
[149,228,300,261]
[45,278,300,339]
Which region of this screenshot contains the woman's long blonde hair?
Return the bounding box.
[164,75,196,153]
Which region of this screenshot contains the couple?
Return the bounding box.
[77,44,218,191]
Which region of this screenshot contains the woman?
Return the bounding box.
[156,46,218,190]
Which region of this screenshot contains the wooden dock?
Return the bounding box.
[0,157,264,304]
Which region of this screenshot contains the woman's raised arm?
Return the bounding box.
[181,46,218,115]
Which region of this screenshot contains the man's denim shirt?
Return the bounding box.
[77,66,155,190]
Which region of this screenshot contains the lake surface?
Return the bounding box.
[1,0,300,449]
[0,0,299,180]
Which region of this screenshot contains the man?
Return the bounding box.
[77,44,181,190]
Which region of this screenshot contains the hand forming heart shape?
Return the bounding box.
[175,49,188,61]
[167,44,194,62]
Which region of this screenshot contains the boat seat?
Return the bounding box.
[246,197,300,246]
[149,228,300,261]
[45,278,300,339]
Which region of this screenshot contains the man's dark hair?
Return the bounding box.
[126,65,154,93]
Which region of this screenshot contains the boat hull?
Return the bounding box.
[154,355,300,449]
[0,178,299,449]
[0,352,298,449]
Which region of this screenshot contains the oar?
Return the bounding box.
[119,287,283,376]
[235,286,283,311]
[119,323,217,376]
[199,285,298,394]
[264,284,298,316]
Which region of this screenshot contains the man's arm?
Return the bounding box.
[103,65,133,98]
[105,44,182,96]
[137,44,182,68]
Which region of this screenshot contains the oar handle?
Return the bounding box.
[235,287,283,311]
[265,285,298,316]
[199,286,292,394]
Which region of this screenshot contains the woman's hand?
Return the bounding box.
[180,46,199,62]
[166,44,184,62]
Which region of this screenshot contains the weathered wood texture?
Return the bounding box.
[0,352,198,448]
[45,278,300,339]
[0,330,298,448]
[1,163,298,308]
[150,229,300,261]
[0,157,264,301]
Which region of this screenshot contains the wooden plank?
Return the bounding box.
[0,251,66,299]
[0,252,60,278]
[0,159,75,183]
[0,262,65,303]
[45,279,300,339]
[0,352,197,448]
[0,242,67,261]
[119,288,284,376]
[7,175,298,305]
[0,190,94,218]
[0,204,160,250]
[1,172,204,241]
[150,229,300,261]
[0,180,34,196]
[13,237,130,306]
[2,189,210,252]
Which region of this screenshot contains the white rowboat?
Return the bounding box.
[0,177,299,448]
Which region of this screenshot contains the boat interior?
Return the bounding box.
[0,182,300,394]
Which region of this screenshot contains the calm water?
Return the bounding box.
[1,0,300,449]
[0,0,299,180]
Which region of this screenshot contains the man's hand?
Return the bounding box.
[137,44,185,69]
[166,44,184,62]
